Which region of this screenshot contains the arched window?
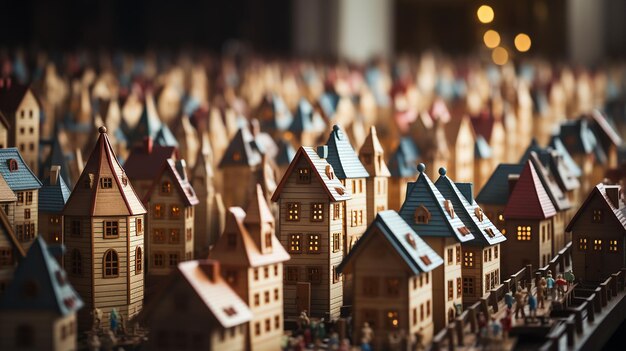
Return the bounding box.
[16,325,34,348]
[136,247,143,274]
[71,249,82,275]
[7,159,18,172]
[103,250,119,278]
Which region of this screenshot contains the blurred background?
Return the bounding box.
[1,0,626,65]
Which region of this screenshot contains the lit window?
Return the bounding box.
[457,277,462,297]
[386,311,399,329]
[153,229,166,243]
[311,203,324,221]
[609,240,619,252]
[287,203,300,221]
[170,205,181,218]
[136,247,143,273]
[333,204,341,220]
[447,248,453,265]
[104,221,119,238]
[297,168,311,183]
[593,239,602,251]
[103,250,119,277]
[592,209,603,223]
[516,226,531,241]
[288,234,301,253]
[332,233,341,252]
[414,205,430,224]
[578,237,587,251]
[456,246,461,264]
[169,229,180,243]
[100,178,113,189]
[463,252,474,267]
[308,234,320,253]
[161,181,172,194]
[154,204,163,219]
[498,214,504,222]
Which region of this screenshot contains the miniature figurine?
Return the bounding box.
[538,277,547,309]
[504,291,513,309]
[565,269,575,287]
[514,287,527,319]
[556,274,567,298]
[476,312,488,347]
[528,293,538,320]
[361,322,374,345]
[299,310,310,330]
[546,272,556,300]
[500,308,512,340]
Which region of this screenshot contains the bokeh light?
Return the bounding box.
[492,47,509,65]
[514,33,532,52]
[477,5,495,24]
[483,30,501,49]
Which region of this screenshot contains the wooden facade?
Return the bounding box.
[359,126,390,224]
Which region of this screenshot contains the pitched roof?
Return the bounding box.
[476,164,525,206]
[272,146,351,203]
[526,152,572,212]
[319,92,340,119]
[0,82,30,116]
[358,126,391,177]
[0,237,83,316]
[475,135,493,159]
[39,166,71,213]
[290,98,321,133]
[155,123,179,147]
[337,210,443,275]
[388,137,420,178]
[470,114,496,141]
[435,171,505,246]
[559,119,597,155]
[0,173,16,202]
[503,160,556,220]
[325,125,369,179]
[64,127,146,216]
[0,148,42,191]
[590,110,622,149]
[566,183,626,233]
[145,159,199,206]
[124,142,178,181]
[444,115,474,145]
[256,94,293,132]
[520,141,580,192]
[398,164,475,241]
[275,139,296,166]
[0,208,25,258]
[549,136,582,177]
[128,97,163,146]
[218,127,262,168]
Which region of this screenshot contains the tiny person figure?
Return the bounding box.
[528,293,537,320]
[564,270,575,287]
[299,310,310,330]
[361,322,374,346]
[556,274,567,298]
[500,309,512,340]
[514,287,527,319]
[504,291,513,310]
[476,312,488,346]
[546,273,555,300]
[413,328,425,351]
[537,277,546,309]
[109,308,119,333]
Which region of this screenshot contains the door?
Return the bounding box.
[296,282,311,315]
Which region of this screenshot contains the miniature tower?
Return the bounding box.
[192,133,218,255]
[358,126,391,223]
[38,165,70,244]
[63,126,147,331]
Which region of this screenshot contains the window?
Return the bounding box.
[25,192,33,205]
[332,233,341,252]
[265,318,271,332]
[457,277,462,297]
[444,199,455,218]
[254,322,261,336]
[103,250,119,277]
[579,237,588,251]
[457,227,470,236]
[363,277,378,296]
[136,218,143,234]
[285,267,298,283]
[414,205,430,224]
[104,221,119,238]
[0,248,12,267]
[420,304,425,322]
[154,253,164,267]
[386,278,400,296]
[161,181,172,194]
[8,159,18,172]
[311,203,324,221]
[333,266,341,284]
[154,204,163,218]
[169,229,180,243]
[170,205,181,218]
[593,239,602,251]
[275,315,281,329]
[484,228,495,238]
[136,247,143,273]
[169,253,179,266]
[386,311,399,329]
[485,274,491,293]
[70,249,81,275]
[153,229,166,243]
[264,232,272,249]
[288,234,301,253]
[297,168,311,183]
[287,203,300,221]
[307,234,320,253]
[475,207,484,222]
[609,239,619,252]
[307,267,322,284]
[592,209,603,223]
[463,252,474,267]
[412,308,417,325]
[274,288,279,301]
[448,280,453,301]
[351,211,357,227]
[516,226,531,241]
[447,248,453,265]
[17,192,23,204]
[29,143,34,151]
[494,245,499,258]
[427,300,431,317]
[100,177,113,189]
[333,204,341,220]
[463,277,474,295]
[264,291,270,304]
[24,209,30,219]
[456,246,461,264]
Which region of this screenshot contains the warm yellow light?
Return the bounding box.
[483,30,501,49]
[477,5,495,24]
[514,33,532,52]
[492,47,509,66]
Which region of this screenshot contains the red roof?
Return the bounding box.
[124,142,178,181]
[503,160,556,220]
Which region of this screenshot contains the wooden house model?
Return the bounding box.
[358,126,391,224]
[337,210,443,349]
[589,110,622,170]
[444,115,475,183]
[474,135,494,192]
[191,134,220,256]
[387,137,419,211]
[0,208,24,294]
[476,164,525,235]
[123,139,178,198]
[38,166,70,245]
[558,119,600,195]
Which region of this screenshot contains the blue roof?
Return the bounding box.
[0,237,83,316]
[475,164,524,206]
[275,139,296,166]
[155,124,179,147]
[388,137,420,178]
[218,128,262,168]
[325,125,369,179]
[0,148,42,191]
[319,92,340,119]
[398,165,475,241]
[290,98,316,132]
[129,104,162,145]
[338,210,443,275]
[39,171,71,213]
[475,135,493,159]
[549,136,582,177]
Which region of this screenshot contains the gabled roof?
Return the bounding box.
[39,166,71,213]
[0,237,83,316]
[398,164,475,241]
[475,135,493,159]
[526,152,572,211]
[559,119,597,156]
[64,127,146,216]
[520,141,580,192]
[218,128,262,168]
[124,142,178,181]
[0,207,25,258]
[0,81,31,116]
[290,98,324,133]
[319,92,340,119]
[155,123,179,147]
[476,164,524,206]
[128,97,162,146]
[434,171,505,246]
[256,94,293,132]
[358,126,391,177]
[272,146,351,203]
[46,137,73,186]
[590,110,622,149]
[0,148,42,191]
[503,160,556,220]
[0,173,16,202]
[549,136,582,177]
[144,159,199,206]
[325,125,369,179]
[566,183,626,233]
[337,210,443,275]
[388,137,420,178]
[275,139,296,166]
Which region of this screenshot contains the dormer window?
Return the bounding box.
[405,233,417,249]
[420,255,432,265]
[414,205,431,224]
[444,200,455,218]
[161,181,172,194]
[474,207,484,222]
[100,177,113,189]
[7,159,18,172]
[457,227,470,236]
[264,231,273,250]
[484,228,495,238]
[232,152,241,161]
[223,306,237,317]
[297,168,311,183]
[325,165,335,180]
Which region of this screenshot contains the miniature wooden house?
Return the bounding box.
[271,146,351,320]
[210,184,290,351]
[0,148,42,252]
[0,237,83,351]
[474,135,494,192]
[358,126,391,224]
[289,98,325,147]
[387,137,420,211]
[0,208,25,294]
[550,136,584,219]
[398,164,475,331]
[337,210,443,349]
[123,139,178,198]
[501,160,556,277]
[411,116,449,180]
[434,170,506,305]
[589,110,621,170]
[219,127,263,209]
[0,78,41,174]
[558,119,599,195]
[63,126,147,331]
[141,260,252,351]
[191,134,219,256]
[444,115,475,183]
[476,164,525,235]
[38,166,70,245]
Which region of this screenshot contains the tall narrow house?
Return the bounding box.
[38,166,70,244]
[192,133,219,255]
[63,126,147,330]
[210,184,290,351]
[271,146,351,320]
[398,164,475,331]
[359,126,391,224]
[219,127,262,209]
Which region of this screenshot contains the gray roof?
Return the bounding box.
[0,148,43,191]
[338,210,443,275]
[388,137,420,178]
[325,125,369,179]
[475,163,524,206]
[520,140,580,192]
[526,152,572,212]
[39,172,71,213]
[218,127,262,168]
[549,136,582,177]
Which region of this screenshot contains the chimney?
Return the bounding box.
[508,174,520,196]
[49,165,61,186]
[198,259,221,282]
[606,185,620,208]
[317,145,328,159]
[175,159,188,181]
[144,137,154,154]
[455,183,474,203]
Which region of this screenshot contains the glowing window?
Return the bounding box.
[287,203,300,221]
[517,226,531,241]
[311,203,324,221]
